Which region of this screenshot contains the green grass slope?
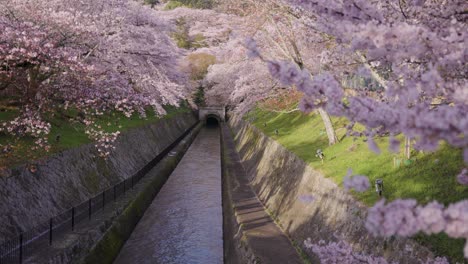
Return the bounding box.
[0,104,191,169]
[245,108,467,262]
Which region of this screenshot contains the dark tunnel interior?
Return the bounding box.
[205,116,219,128]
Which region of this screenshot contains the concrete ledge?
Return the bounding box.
[229,116,435,263]
[221,125,254,264]
[221,124,304,264]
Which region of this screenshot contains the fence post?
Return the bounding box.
[49,218,53,246]
[88,199,92,220]
[19,233,23,264]
[71,207,75,231]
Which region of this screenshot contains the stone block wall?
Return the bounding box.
[0,113,196,240]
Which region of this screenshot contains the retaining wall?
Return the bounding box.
[229,116,436,263]
[0,113,197,240]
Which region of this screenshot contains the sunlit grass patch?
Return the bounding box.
[245,107,467,262]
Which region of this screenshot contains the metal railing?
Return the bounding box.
[0,122,198,264]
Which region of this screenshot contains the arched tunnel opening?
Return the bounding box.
[205,115,219,128]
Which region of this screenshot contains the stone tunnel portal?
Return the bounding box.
[199,106,225,126]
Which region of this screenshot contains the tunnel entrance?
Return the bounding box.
[199,106,226,124]
[205,115,219,128]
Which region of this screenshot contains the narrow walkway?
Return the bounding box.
[114,127,223,264]
[221,123,304,264]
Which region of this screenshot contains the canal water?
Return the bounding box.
[114,127,223,264]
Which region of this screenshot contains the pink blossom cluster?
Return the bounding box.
[0,114,51,138]
[304,238,393,264]
[0,109,52,151]
[366,199,423,237]
[343,169,371,192]
[246,0,468,168]
[179,7,279,113]
[245,54,468,186]
[203,47,277,113]
[247,57,468,157]
[85,127,121,158]
[0,0,189,152]
[298,194,315,204]
[245,37,261,59]
[366,199,468,258]
[305,237,449,264]
[457,169,468,186]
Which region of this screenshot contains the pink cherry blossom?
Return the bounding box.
[305,238,392,264]
[305,237,450,263]
[366,198,468,258]
[343,169,370,192]
[444,200,468,239]
[366,199,420,237]
[457,169,468,185]
[244,0,467,179]
[417,202,446,234]
[298,194,315,204]
[0,0,190,153]
[389,135,400,153]
[367,137,381,154]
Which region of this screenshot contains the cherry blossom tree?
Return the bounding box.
[253,0,468,157]
[157,6,257,109]
[158,6,281,112]
[218,0,348,144]
[203,49,278,113]
[0,0,189,154]
[244,0,468,260]
[1,0,467,260]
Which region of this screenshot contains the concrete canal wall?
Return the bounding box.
[0,113,197,240]
[229,116,436,263]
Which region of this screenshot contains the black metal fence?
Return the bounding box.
[0,122,198,264]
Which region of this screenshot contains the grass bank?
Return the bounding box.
[163,0,214,10]
[0,103,191,169]
[245,107,467,262]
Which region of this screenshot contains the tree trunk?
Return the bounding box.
[27,66,40,102]
[318,107,338,145]
[264,14,340,146]
[404,136,411,159]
